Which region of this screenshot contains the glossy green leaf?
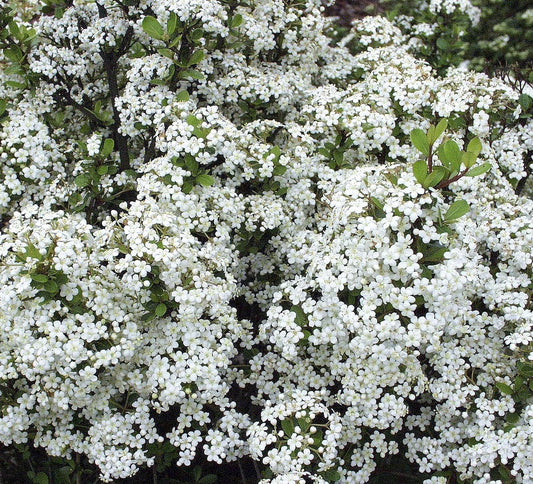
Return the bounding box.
[423,166,446,188]
[439,139,462,170]
[8,21,21,40]
[495,382,513,395]
[74,174,91,188]
[444,199,469,222]
[176,90,190,102]
[517,362,533,377]
[190,29,204,42]
[410,128,429,156]
[155,303,167,317]
[519,93,532,111]
[199,475,218,484]
[505,413,519,424]
[436,36,449,50]
[322,469,341,482]
[196,174,214,187]
[31,274,48,283]
[179,69,205,80]
[462,151,477,168]
[187,49,205,66]
[281,418,294,437]
[158,48,174,59]
[413,159,428,184]
[167,12,177,36]
[31,472,49,484]
[466,137,482,156]
[3,45,23,63]
[230,14,243,28]
[101,138,114,157]
[142,16,165,40]
[434,118,448,141]
[291,305,308,326]
[466,162,491,177]
[43,280,59,294]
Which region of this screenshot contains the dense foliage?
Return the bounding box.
[0,0,531,483]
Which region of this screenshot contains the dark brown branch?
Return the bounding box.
[436,167,469,189]
[53,88,107,127]
[95,3,133,172]
[101,50,131,171]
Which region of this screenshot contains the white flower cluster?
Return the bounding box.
[0,0,531,482]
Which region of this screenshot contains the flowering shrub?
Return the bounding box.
[0,0,532,483]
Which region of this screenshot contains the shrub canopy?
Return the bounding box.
[0,0,532,482]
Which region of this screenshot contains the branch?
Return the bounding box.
[436,167,469,189]
[101,50,131,171]
[53,88,107,127]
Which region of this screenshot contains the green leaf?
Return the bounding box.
[169,34,182,49]
[426,125,436,145]
[333,149,344,167]
[0,99,7,116]
[182,181,194,194]
[444,200,469,222]
[196,174,214,187]
[466,137,482,156]
[43,280,59,294]
[370,196,384,211]
[281,418,294,437]
[74,174,91,188]
[198,475,218,484]
[466,162,491,177]
[3,45,24,63]
[322,469,341,482]
[25,243,43,261]
[498,465,513,484]
[297,417,310,432]
[101,138,114,157]
[158,48,174,59]
[187,49,205,66]
[413,159,428,184]
[505,413,519,424]
[230,14,243,28]
[179,69,205,80]
[421,244,447,263]
[5,80,26,89]
[193,466,202,482]
[8,21,21,40]
[436,36,449,50]
[155,303,167,317]
[517,362,533,377]
[32,472,49,484]
[438,140,461,171]
[519,93,532,111]
[462,151,477,169]
[272,164,287,176]
[167,12,177,36]
[176,90,190,102]
[190,29,204,42]
[142,16,165,40]
[186,115,201,128]
[31,274,48,283]
[434,118,448,141]
[97,165,109,175]
[410,128,430,156]
[291,305,308,326]
[423,166,446,188]
[495,382,513,396]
